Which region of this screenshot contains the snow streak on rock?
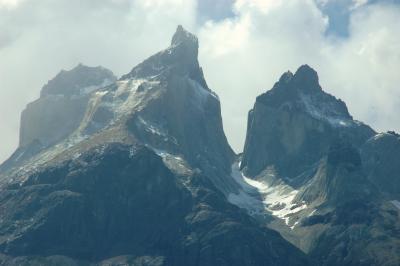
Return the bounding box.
[229,162,308,228]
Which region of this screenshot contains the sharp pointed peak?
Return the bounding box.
[293,64,320,86]
[278,71,294,83]
[171,25,198,47]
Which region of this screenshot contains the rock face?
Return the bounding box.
[297,139,374,206]
[0,144,307,266]
[232,65,400,266]
[241,65,374,183]
[0,65,117,174]
[20,64,116,148]
[122,25,235,188]
[361,132,400,199]
[0,26,308,266]
[2,26,399,266]
[40,64,116,97]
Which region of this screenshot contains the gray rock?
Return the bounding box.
[361,131,400,199]
[1,64,116,174]
[239,66,400,266]
[241,65,375,185]
[0,144,309,266]
[0,26,309,266]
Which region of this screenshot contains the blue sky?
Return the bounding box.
[198,0,400,36]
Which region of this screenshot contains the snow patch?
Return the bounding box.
[373,133,388,141]
[299,93,351,127]
[80,78,114,95]
[229,162,308,227]
[136,116,167,137]
[188,79,219,101]
[391,200,400,210]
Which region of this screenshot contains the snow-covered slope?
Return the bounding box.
[229,161,309,229]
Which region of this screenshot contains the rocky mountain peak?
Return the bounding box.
[278,70,294,83]
[2,25,234,195]
[171,25,198,49]
[121,26,203,84]
[40,64,116,97]
[292,64,320,91]
[241,65,374,179]
[256,65,352,126]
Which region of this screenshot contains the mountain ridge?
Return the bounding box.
[0,26,310,266]
[1,25,400,266]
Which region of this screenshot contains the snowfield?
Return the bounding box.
[229,162,308,228]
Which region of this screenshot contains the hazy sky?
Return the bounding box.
[1,0,400,163]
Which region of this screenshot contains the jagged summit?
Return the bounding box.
[41,64,116,97]
[257,65,352,124]
[0,26,310,266]
[121,26,205,88]
[269,65,321,94]
[171,25,198,48]
[2,25,234,194]
[278,71,294,83]
[241,65,375,179]
[292,64,320,90]
[277,65,319,88]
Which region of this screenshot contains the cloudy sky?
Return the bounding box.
[1,0,400,163]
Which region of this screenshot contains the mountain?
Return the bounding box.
[0,26,308,266]
[241,65,375,183]
[231,65,400,266]
[1,25,399,266]
[0,64,117,173]
[361,131,400,199]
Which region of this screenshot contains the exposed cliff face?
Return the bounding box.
[1,26,235,193]
[241,65,375,183]
[20,64,116,148]
[40,64,116,97]
[0,65,116,173]
[0,144,308,266]
[231,65,400,266]
[2,25,399,266]
[19,95,89,148]
[121,25,235,186]
[361,131,400,199]
[0,26,309,266]
[297,139,374,206]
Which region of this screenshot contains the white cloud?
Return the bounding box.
[0,0,196,163]
[198,0,400,152]
[1,0,399,163]
[351,0,369,10]
[234,0,283,13]
[0,0,22,9]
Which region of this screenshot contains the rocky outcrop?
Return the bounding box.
[122,27,235,188]
[0,26,309,266]
[241,65,375,185]
[361,131,400,199]
[2,26,400,266]
[40,64,116,97]
[0,65,116,174]
[297,139,375,206]
[234,65,400,266]
[0,144,308,266]
[20,64,116,148]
